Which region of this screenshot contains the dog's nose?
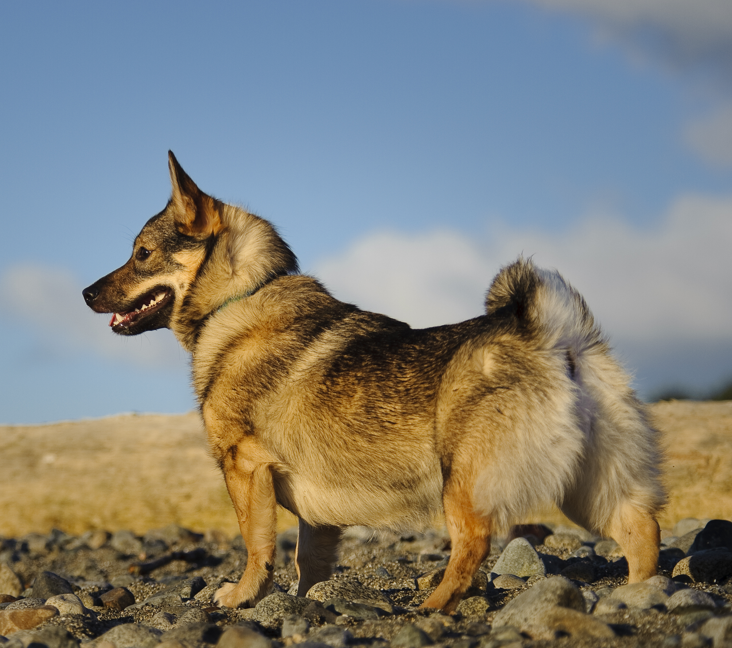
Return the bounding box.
[82,285,99,305]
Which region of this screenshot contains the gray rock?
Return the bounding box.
[160,621,222,647]
[527,606,616,640]
[582,590,599,614]
[552,525,598,543]
[670,530,704,554]
[306,579,392,611]
[89,623,161,648]
[4,598,46,610]
[672,548,732,583]
[282,614,310,638]
[22,534,50,556]
[149,610,178,630]
[677,610,715,628]
[177,576,206,599]
[594,539,623,559]
[45,594,87,616]
[3,625,79,648]
[194,581,225,604]
[681,631,712,647]
[494,576,584,623]
[81,530,110,550]
[31,572,73,599]
[415,568,445,590]
[324,597,387,620]
[610,582,670,609]
[645,575,682,595]
[667,589,717,614]
[141,589,185,607]
[593,597,627,615]
[493,576,614,640]
[488,625,524,643]
[109,530,143,556]
[251,592,313,629]
[570,545,596,560]
[177,607,210,626]
[309,625,354,647]
[415,616,451,641]
[491,574,525,590]
[391,624,433,648]
[217,625,273,648]
[491,538,546,578]
[456,596,491,617]
[544,533,583,552]
[700,616,732,647]
[145,524,202,547]
[560,560,596,583]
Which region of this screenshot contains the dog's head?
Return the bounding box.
[83,152,298,347]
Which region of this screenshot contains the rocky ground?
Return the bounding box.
[2,401,732,646]
[3,518,732,647]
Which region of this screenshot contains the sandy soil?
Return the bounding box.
[1,400,730,537]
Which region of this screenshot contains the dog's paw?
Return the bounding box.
[213,582,241,608]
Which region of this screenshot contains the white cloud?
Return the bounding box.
[685,104,732,167]
[4,194,730,393]
[0,264,186,369]
[314,193,732,346]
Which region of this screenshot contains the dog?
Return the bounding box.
[83,152,666,613]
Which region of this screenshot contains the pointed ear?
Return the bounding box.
[168,151,222,239]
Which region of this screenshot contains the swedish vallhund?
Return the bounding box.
[83,152,665,612]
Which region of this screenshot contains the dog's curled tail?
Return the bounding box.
[485,256,604,355]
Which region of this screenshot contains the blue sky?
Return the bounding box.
[1,0,731,424]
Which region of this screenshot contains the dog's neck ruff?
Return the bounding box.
[214,273,284,315]
[216,289,258,314]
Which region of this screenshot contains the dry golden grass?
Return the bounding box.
[0,413,295,537]
[0,401,730,537]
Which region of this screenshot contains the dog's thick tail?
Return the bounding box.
[485,256,603,358]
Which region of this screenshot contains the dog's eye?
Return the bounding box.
[136,247,152,261]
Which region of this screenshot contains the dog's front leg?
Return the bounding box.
[214,461,277,609]
[295,519,342,596]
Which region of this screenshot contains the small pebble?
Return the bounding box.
[491,538,546,578]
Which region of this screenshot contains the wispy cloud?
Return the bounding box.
[0,264,185,368]
[685,104,732,167]
[526,0,732,78]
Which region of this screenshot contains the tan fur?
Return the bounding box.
[83,152,667,613]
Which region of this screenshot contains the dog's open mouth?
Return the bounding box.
[109,288,173,332]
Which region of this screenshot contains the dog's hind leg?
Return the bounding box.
[608,501,660,583]
[421,481,491,613]
[295,520,342,596]
[214,461,278,608]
